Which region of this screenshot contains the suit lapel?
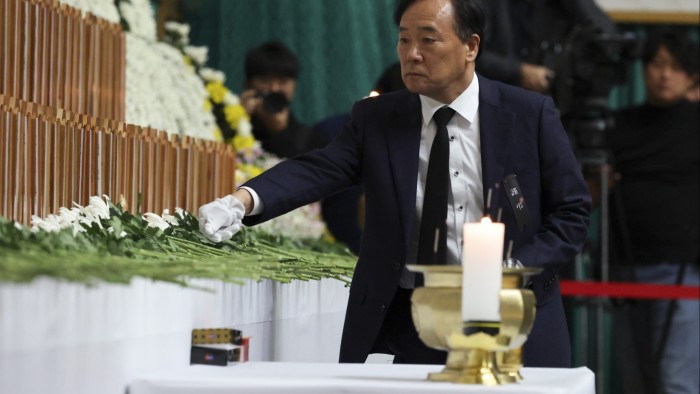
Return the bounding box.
[385,93,422,251]
[478,77,515,217]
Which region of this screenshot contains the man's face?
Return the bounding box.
[247,75,297,102]
[644,46,695,105]
[397,0,478,103]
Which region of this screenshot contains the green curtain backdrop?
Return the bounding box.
[184,0,399,126]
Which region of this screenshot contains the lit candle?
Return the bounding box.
[462,216,504,332]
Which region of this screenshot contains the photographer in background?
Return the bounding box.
[477,0,615,94]
[609,29,699,394]
[241,41,312,158]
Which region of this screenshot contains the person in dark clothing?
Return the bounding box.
[477,0,615,94]
[199,0,591,366]
[241,41,312,158]
[608,29,699,394]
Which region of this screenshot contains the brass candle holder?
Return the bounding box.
[407,265,541,385]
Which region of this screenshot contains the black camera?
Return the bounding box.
[554,26,641,150]
[257,91,289,114]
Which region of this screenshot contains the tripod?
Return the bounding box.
[580,148,689,394]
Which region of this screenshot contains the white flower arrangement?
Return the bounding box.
[125,34,217,140]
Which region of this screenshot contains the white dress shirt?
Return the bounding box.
[400,75,483,288]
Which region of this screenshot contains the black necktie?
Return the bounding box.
[417,107,455,265]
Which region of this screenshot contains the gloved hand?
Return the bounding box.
[198,195,246,243]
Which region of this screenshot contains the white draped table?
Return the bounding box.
[128,362,595,394]
[0,277,349,394]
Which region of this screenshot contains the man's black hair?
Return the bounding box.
[393,0,485,43]
[642,28,699,76]
[244,41,300,81]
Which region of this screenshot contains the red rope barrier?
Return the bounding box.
[560,280,700,300]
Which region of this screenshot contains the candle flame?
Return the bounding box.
[480,216,492,225]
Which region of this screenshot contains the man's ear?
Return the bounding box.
[465,34,480,62]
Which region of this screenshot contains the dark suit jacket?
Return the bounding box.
[243,75,591,367]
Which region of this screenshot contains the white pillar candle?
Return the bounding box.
[462,216,504,323]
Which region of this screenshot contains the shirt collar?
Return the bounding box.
[419,74,480,126]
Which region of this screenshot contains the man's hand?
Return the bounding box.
[520,63,555,94]
[198,195,246,243]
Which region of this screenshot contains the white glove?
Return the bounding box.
[198,195,246,243]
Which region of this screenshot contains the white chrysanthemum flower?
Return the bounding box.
[199,67,225,83]
[238,118,252,137]
[161,209,179,226]
[58,207,80,224]
[223,92,240,106]
[79,212,104,229]
[183,46,208,66]
[143,212,170,231]
[30,215,46,232]
[164,21,190,37]
[88,195,111,219]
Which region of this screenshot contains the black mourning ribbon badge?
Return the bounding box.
[503,174,530,231]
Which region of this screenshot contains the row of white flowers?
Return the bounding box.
[31,195,180,235]
[30,194,324,242]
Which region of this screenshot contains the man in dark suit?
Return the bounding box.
[198,0,591,367]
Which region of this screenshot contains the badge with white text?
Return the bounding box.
[503,174,530,231]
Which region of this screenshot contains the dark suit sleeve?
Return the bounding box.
[512,97,591,275]
[242,101,366,226]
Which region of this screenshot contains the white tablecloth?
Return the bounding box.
[128,362,595,394]
[0,278,349,394]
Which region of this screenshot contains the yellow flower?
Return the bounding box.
[213,127,223,142]
[232,134,256,151]
[206,81,228,104]
[224,104,249,129]
[204,100,212,112]
[322,231,336,244]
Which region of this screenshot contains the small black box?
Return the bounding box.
[190,345,241,366]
